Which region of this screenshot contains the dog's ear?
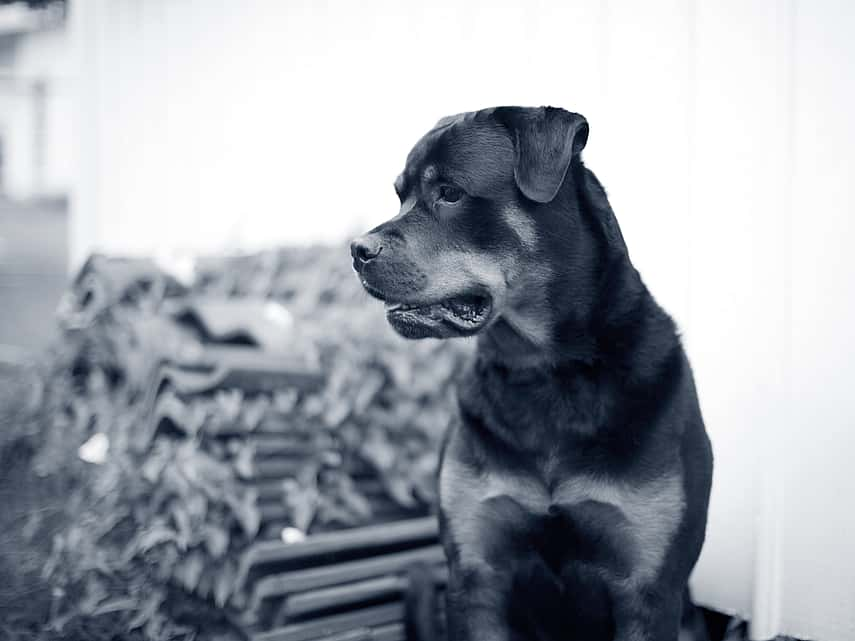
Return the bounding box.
[493,106,588,203]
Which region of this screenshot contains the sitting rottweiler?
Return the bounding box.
[351,106,713,641]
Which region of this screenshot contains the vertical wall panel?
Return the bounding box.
[772,1,855,639]
[687,0,793,620]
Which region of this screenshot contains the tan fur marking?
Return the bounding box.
[502,262,554,349]
[418,241,555,352]
[554,472,685,584]
[439,454,486,570]
[418,249,508,309]
[441,449,685,586]
[439,454,550,570]
[501,205,538,251]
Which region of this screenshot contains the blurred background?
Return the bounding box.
[0,1,853,640]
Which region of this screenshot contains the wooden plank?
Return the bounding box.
[369,623,406,641]
[203,346,324,393]
[252,477,383,503]
[251,457,309,479]
[247,546,445,614]
[278,575,405,623]
[238,517,438,585]
[309,629,373,641]
[250,603,404,641]
[253,480,288,502]
[279,565,449,622]
[258,501,289,524]
[249,435,318,457]
[255,499,415,525]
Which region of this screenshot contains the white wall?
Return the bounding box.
[71,1,855,639]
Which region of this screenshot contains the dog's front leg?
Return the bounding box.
[441,494,538,641]
[445,559,512,641]
[439,428,527,641]
[609,584,683,641]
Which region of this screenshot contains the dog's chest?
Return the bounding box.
[439,444,685,584]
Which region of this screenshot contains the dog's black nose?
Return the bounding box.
[350,235,383,268]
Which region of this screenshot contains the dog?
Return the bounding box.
[351,106,713,641]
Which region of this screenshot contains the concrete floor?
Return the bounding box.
[0,200,68,356]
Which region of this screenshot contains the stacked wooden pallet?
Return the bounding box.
[143,350,428,540]
[56,255,450,638]
[131,298,447,637]
[234,517,447,641]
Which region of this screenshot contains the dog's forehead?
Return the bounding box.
[403,113,469,171]
[400,111,512,190]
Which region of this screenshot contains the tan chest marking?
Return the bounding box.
[440,456,685,584]
[439,456,550,570]
[553,472,685,584]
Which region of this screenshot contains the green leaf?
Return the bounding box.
[131,522,179,556]
[226,489,261,538]
[213,559,237,608]
[171,501,193,550]
[127,591,164,631]
[202,524,229,559]
[174,548,205,593]
[233,442,254,480]
[282,478,318,532]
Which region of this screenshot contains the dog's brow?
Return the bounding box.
[442,168,474,191]
[422,165,438,183]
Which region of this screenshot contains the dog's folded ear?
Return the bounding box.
[493,106,589,204]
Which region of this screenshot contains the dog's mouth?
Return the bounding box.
[359,280,491,339]
[359,277,493,338]
[385,294,492,338]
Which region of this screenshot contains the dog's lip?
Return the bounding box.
[359,278,477,309]
[359,278,493,331]
[360,279,390,302]
[364,283,490,312]
[386,291,493,332]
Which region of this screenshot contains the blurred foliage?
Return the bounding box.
[0,245,471,640]
[193,247,471,509]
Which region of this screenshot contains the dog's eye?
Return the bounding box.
[439,185,463,204]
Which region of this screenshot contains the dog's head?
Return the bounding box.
[351,106,595,345]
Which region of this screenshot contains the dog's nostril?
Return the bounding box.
[351,238,383,264]
[357,245,380,262]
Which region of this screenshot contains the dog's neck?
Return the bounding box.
[475,264,647,370]
[460,163,684,450]
[475,163,666,372]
